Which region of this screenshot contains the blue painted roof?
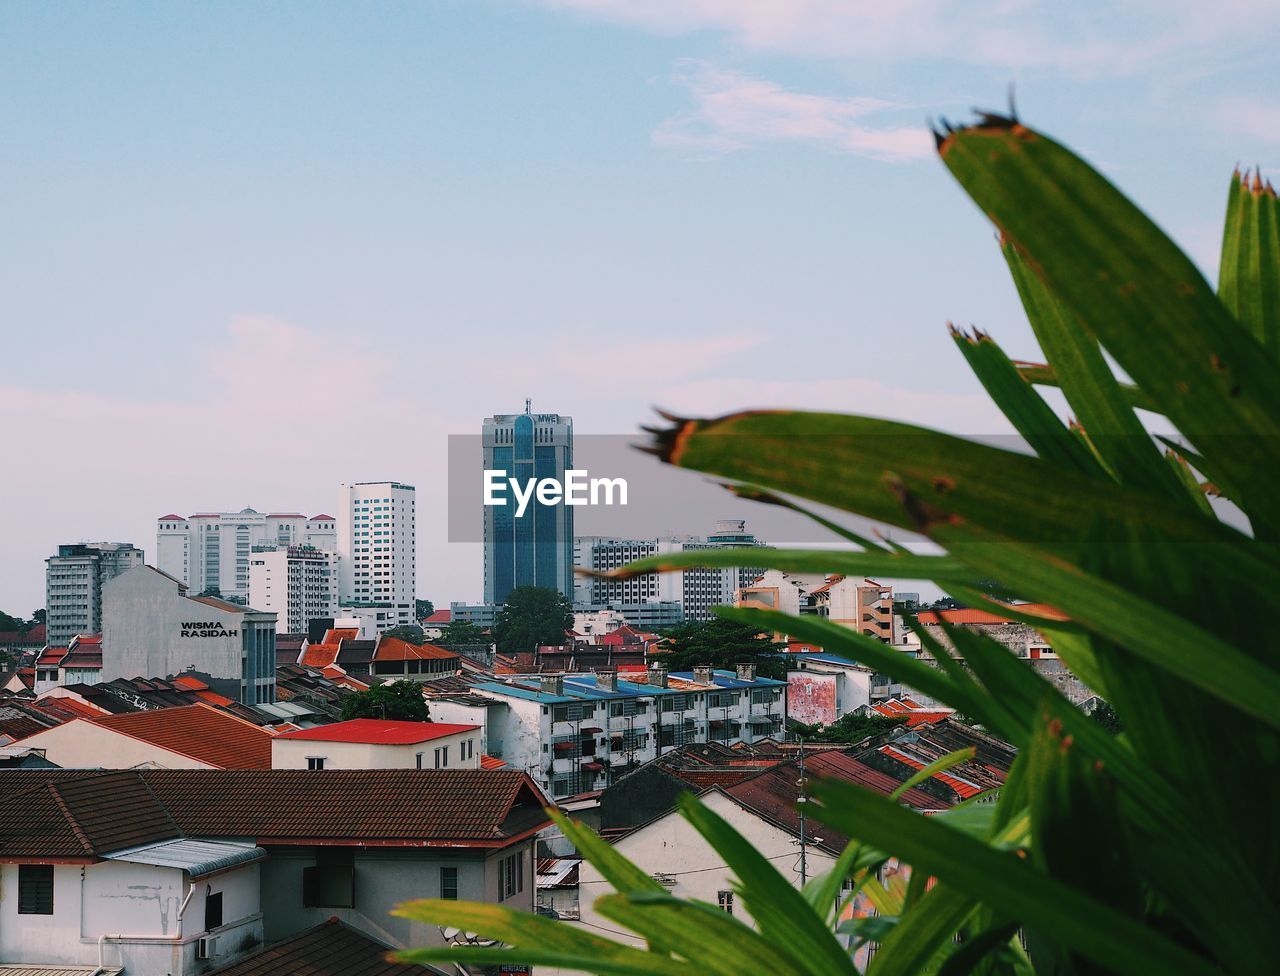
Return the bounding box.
[669,669,787,689]
[781,652,871,669]
[472,669,783,704]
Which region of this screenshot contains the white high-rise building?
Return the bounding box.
[338,482,416,628]
[156,509,337,604]
[248,545,339,635]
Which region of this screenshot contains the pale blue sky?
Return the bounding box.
[2,1,1277,611]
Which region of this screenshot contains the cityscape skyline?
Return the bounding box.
[4,3,1275,614]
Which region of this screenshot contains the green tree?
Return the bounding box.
[340,680,430,722]
[1089,699,1123,735]
[789,712,906,744]
[398,120,1280,975]
[383,624,425,644]
[415,598,435,619]
[0,610,26,633]
[437,619,487,644]
[659,617,786,679]
[492,586,572,655]
[30,609,46,626]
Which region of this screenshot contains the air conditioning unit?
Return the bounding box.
[196,936,218,960]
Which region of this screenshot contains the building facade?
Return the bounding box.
[101,565,278,704]
[157,510,337,605]
[576,520,766,622]
[467,665,787,799]
[45,542,144,646]
[483,405,574,605]
[249,545,339,634]
[337,482,416,628]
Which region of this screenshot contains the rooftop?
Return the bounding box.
[0,768,552,857]
[56,703,274,769]
[207,917,442,976]
[276,719,479,745]
[915,602,1069,625]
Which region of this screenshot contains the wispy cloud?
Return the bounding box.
[1219,96,1280,146]
[539,1,1280,78]
[653,60,933,161]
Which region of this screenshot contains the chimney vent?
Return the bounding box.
[595,669,618,692]
[540,674,564,696]
[648,665,668,689]
[735,663,757,682]
[693,665,714,684]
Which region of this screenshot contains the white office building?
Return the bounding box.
[45,542,145,646]
[157,510,337,604]
[577,520,767,622]
[337,482,416,628]
[248,546,339,635]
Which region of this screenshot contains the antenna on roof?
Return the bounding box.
[525,397,532,414]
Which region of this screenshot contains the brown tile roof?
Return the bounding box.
[0,770,180,858]
[0,769,551,856]
[0,704,59,741]
[915,602,1068,625]
[189,595,248,614]
[87,704,273,769]
[207,917,442,976]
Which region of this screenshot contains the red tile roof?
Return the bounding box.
[276,719,479,745]
[915,602,1068,625]
[36,647,68,667]
[480,754,507,769]
[158,514,187,521]
[422,609,451,625]
[31,696,109,721]
[374,636,459,662]
[310,514,335,521]
[86,703,273,768]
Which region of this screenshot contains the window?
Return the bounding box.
[307,757,326,770]
[416,752,424,769]
[303,848,355,908]
[717,890,734,915]
[441,866,458,900]
[434,746,448,768]
[204,890,223,931]
[499,851,525,901]
[18,864,54,915]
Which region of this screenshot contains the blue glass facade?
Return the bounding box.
[483,408,574,605]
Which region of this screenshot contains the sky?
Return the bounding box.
[2,0,1278,613]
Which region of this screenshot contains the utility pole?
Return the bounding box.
[797,737,808,886]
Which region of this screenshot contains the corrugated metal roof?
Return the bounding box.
[105,838,267,878]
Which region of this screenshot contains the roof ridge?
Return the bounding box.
[47,780,98,855]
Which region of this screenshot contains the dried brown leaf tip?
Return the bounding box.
[638,410,697,465]
[884,474,963,532]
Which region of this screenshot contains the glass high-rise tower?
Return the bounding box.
[483,403,573,605]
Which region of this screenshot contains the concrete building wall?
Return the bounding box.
[271,730,481,770]
[101,566,277,704]
[259,844,533,949]
[249,546,339,634]
[0,860,261,975]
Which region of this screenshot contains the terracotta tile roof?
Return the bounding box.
[0,704,59,742]
[276,719,478,745]
[36,647,67,667]
[158,514,187,521]
[373,637,458,662]
[301,643,340,668]
[0,770,181,858]
[89,704,273,769]
[309,514,335,521]
[206,916,441,975]
[915,602,1068,625]
[421,609,451,625]
[31,696,109,722]
[0,768,551,856]
[480,754,506,769]
[870,698,955,727]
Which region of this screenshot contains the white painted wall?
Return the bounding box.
[0,860,262,975]
[271,729,481,769]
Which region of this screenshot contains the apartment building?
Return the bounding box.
[468,664,787,799]
[248,544,339,634]
[45,541,144,646]
[157,511,336,604]
[337,482,416,628]
[738,571,897,642]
